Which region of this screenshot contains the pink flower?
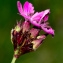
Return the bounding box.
[11,1,55,62]
[17,1,49,23]
[17,1,54,36]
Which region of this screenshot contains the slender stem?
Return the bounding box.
[11,48,19,63]
[11,56,17,63]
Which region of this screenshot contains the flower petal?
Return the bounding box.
[23,1,34,16]
[31,9,50,22]
[43,14,49,22]
[29,9,50,27]
[29,12,44,27]
[17,1,23,15]
[31,12,44,23]
[42,9,50,21]
[41,23,54,36]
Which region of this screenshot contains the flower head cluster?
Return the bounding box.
[11,1,54,58]
[11,21,48,57]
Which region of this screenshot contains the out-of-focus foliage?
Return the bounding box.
[0,0,63,63]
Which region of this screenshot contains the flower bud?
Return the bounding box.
[32,34,48,50]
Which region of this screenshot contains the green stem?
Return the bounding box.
[11,49,19,63]
[11,56,17,63]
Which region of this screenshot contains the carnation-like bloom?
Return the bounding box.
[11,1,55,63]
[17,1,54,36]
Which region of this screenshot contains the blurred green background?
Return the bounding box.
[0,0,63,63]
